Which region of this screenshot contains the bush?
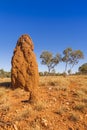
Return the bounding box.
[0,69,11,78]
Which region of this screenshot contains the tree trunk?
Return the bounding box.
[65,63,67,73]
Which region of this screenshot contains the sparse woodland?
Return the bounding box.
[0,47,87,130]
[0,75,87,130]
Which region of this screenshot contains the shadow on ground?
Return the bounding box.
[0,82,11,89]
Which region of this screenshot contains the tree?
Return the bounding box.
[62,48,84,74]
[0,69,5,78]
[69,50,84,72]
[0,69,11,78]
[79,63,87,74]
[40,51,61,73]
[62,47,72,73]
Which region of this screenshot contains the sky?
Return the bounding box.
[0,0,87,73]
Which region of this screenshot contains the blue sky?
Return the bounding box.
[0,0,87,73]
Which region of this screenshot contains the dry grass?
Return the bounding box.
[0,75,87,130]
[68,113,79,122]
[39,76,70,90]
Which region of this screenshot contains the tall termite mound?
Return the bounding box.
[11,34,39,103]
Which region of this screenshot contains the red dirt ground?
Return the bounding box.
[0,75,87,130]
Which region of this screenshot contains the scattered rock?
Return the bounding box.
[41,118,48,127]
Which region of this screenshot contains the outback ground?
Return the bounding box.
[0,75,87,130]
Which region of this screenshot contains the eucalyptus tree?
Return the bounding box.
[79,63,87,74]
[69,50,84,73]
[62,48,84,74]
[62,47,72,73]
[40,51,61,73]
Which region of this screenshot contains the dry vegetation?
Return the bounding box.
[0,75,87,130]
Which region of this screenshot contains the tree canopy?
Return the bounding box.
[62,48,84,74]
[62,48,72,73]
[40,51,61,73]
[79,63,87,74]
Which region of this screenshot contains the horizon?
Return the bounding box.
[0,0,87,73]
